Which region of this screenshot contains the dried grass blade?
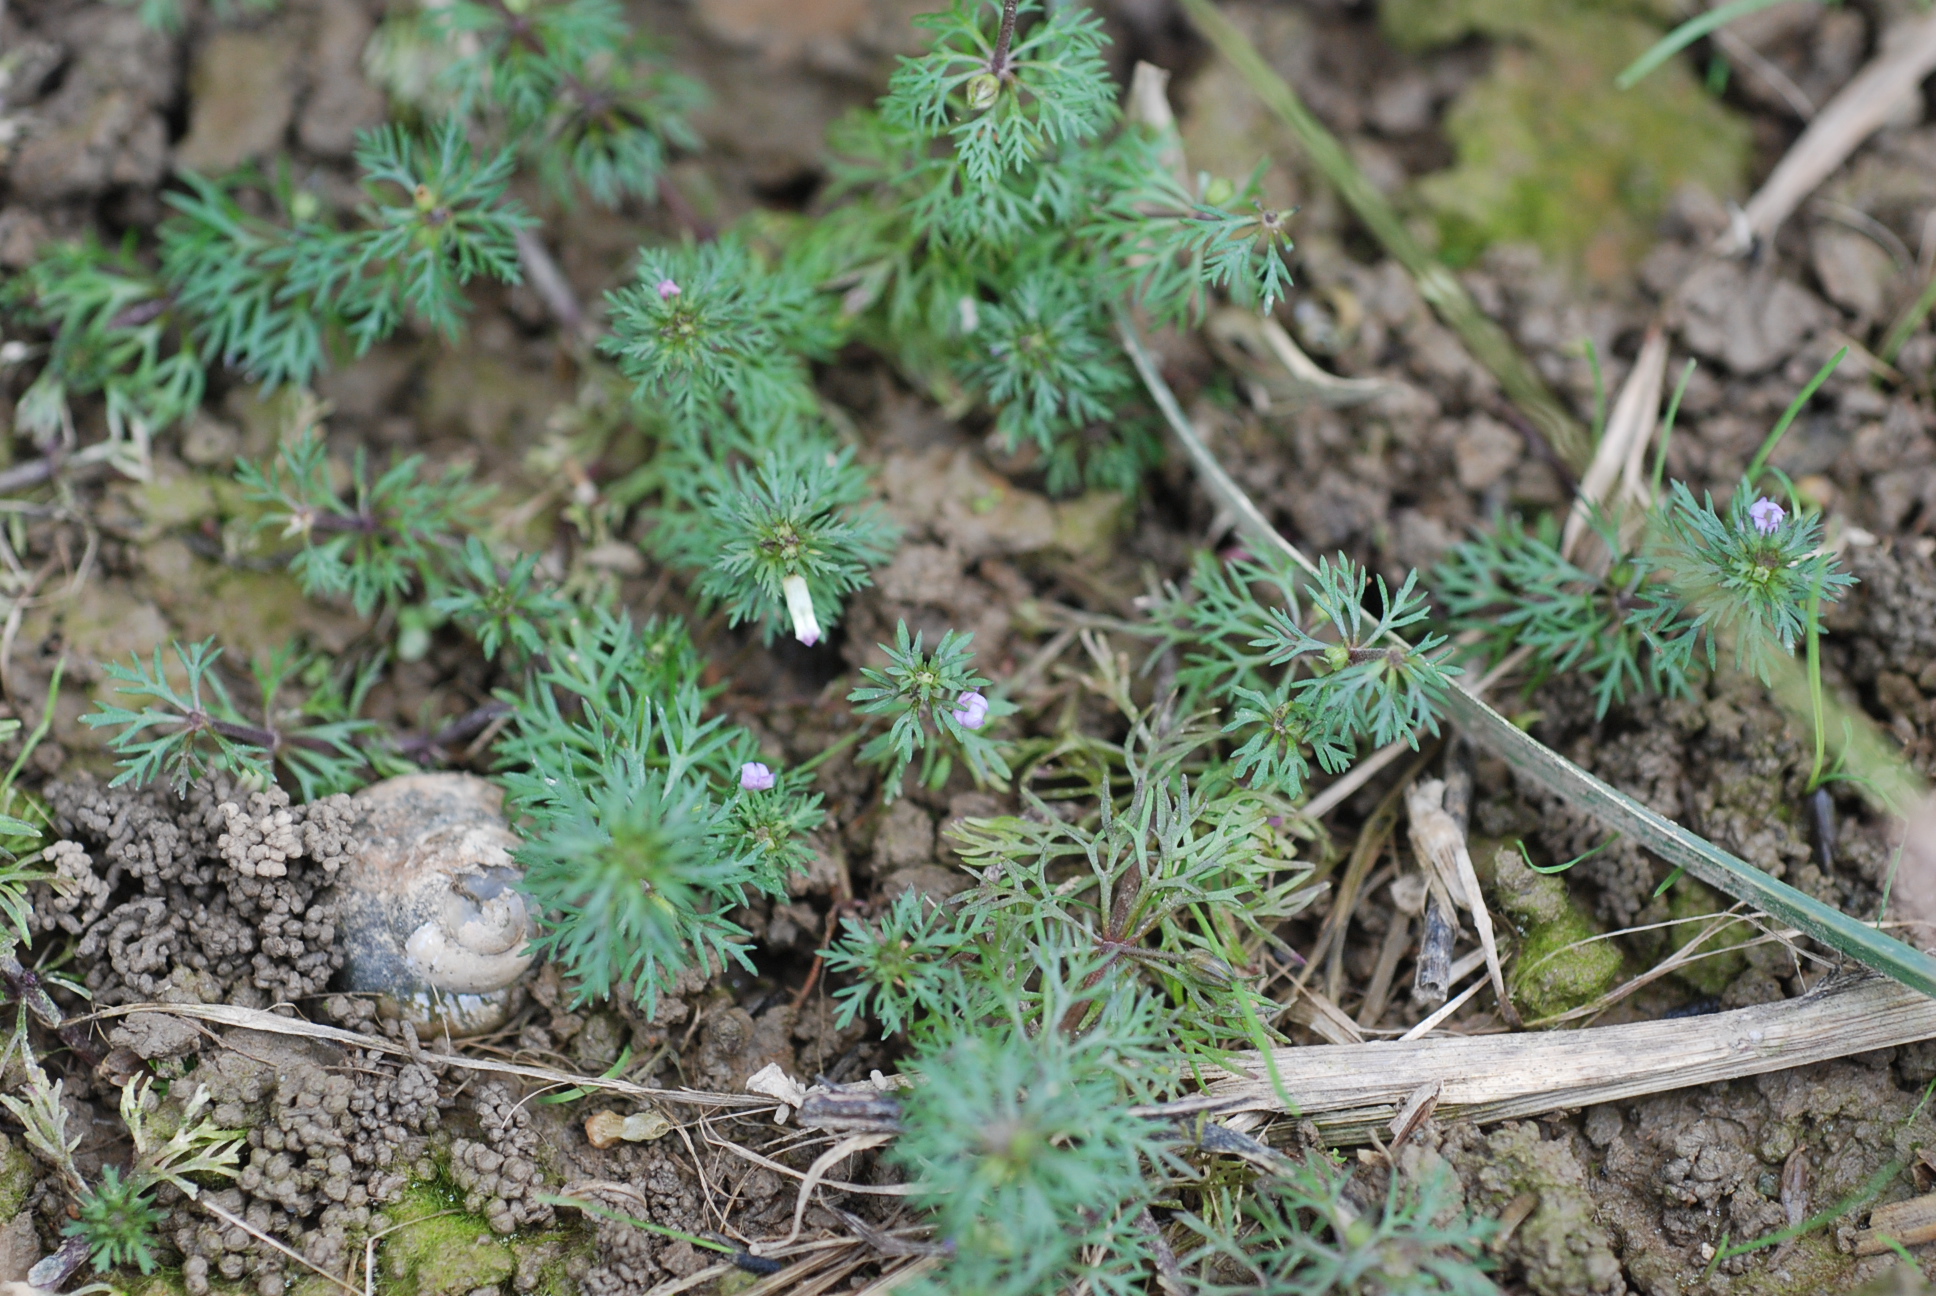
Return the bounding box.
[1721,9,1936,254]
[1405,778,1516,1026]
[1188,973,1936,1141]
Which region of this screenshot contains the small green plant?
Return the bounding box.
[824,889,980,1038]
[7,121,530,441]
[495,612,825,1007]
[1656,484,1852,680]
[1181,1152,1497,1294]
[602,237,834,454]
[1436,354,1855,716]
[1261,557,1457,750]
[69,1167,165,1274]
[83,640,373,799]
[952,705,1315,1051]
[1435,511,1694,718]
[240,426,489,616]
[849,620,1013,800]
[3,1073,244,1278]
[890,955,1175,1296]
[654,442,899,646]
[516,762,756,1009]
[417,0,702,208]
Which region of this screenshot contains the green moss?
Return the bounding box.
[0,1133,34,1221]
[1491,844,1622,1019]
[1379,0,1751,279]
[1462,1123,1623,1293]
[1666,877,1752,995]
[1381,0,1678,48]
[376,1186,518,1296]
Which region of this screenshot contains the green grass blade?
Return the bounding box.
[1617,0,1808,90]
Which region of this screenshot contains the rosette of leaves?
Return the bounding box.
[1259,556,1458,751]
[890,959,1175,1296]
[850,620,1013,800]
[602,237,833,444]
[238,428,488,616]
[656,440,899,647]
[516,757,756,1009]
[1656,484,1852,681]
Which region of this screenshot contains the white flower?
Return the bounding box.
[782,574,821,647]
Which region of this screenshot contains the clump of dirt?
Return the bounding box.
[1436,1119,1626,1295]
[1836,539,1936,780]
[1582,1051,1936,1295]
[42,775,355,1009]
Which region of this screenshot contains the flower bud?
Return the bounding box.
[739,762,776,792]
[952,691,990,729]
[1203,175,1236,207]
[965,73,1000,111]
[782,574,821,647]
[657,278,682,300]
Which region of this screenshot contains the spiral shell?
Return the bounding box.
[336,773,534,1036]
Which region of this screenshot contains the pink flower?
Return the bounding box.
[952,691,990,730]
[739,762,776,792]
[1749,497,1786,535]
[657,279,682,300]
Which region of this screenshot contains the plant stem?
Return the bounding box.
[1880,272,1936,364]
[1742,347,1845,492]
[990,0,1021,77]
[1650,359,1696,504]
[1804,569,1827,794]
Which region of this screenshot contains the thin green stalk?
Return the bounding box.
[1,658,61,801]
[1584,339,1607,444]
[1742,347,1845,492]
[1713,1157,1900,1263]
[541,1195,738,1255]
[1118,310,1936,1001]
[1618,0,1817,90]
[1651,360,1696,503]
[795,723,867,776]
[1523,831,1619,875]
[1804,570,1828,794]
[1880,272,1936,365]
[1176,0,1592,476]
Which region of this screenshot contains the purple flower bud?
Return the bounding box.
[952,691,989,730]
[657,279,682,300]
[1749,497,1786,536]
[739,762,775,792]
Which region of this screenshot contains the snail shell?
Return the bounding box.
[336,773,535,1036]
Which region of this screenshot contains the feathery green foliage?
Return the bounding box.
[420,0,702,207]
[6,120,528,439]
[891,958,1174,1296]
[656,442,899,646]
[850,620,1013,799]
